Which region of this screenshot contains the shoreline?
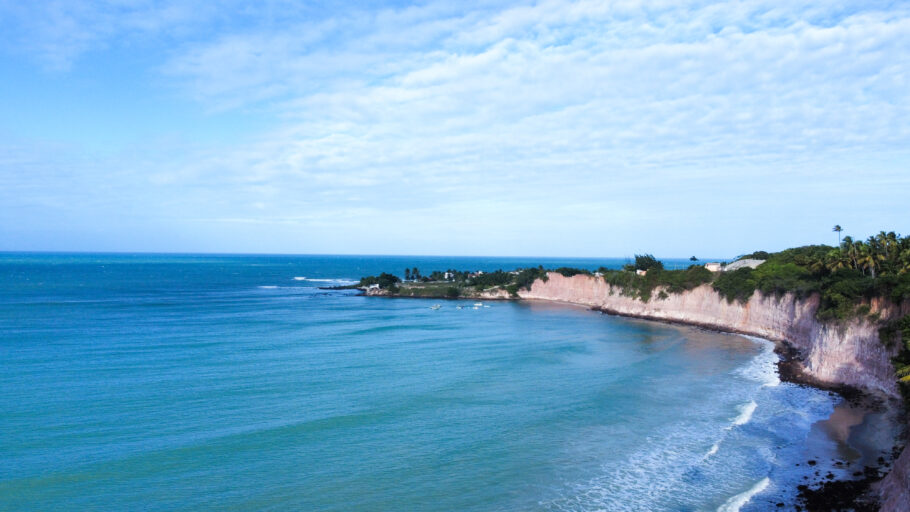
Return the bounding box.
[360,290,905,510]
[589,302,905,510]
[592,302,902,510]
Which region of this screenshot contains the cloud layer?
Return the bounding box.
[1,0,908,255]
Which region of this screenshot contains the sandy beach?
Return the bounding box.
[792,388,903,510]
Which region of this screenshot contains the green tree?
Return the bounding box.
[841,236,859,270]
[857,241,883,278]
[360,272,402,289]
[633,254,664,271]
[824,249,849,272]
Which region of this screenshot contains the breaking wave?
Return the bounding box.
[716,477,770,512]
[729,401,758,428]
[736,336,780,387]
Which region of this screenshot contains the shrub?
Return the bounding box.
[360,272,402,289]
[553,267,592,277]
[633,254,664,271]
[739,250,770,260]
[601,265,712,303]
[752,262,816,298]
[513,267,545,290]
[712,267,757,303]
[469,270,513,288]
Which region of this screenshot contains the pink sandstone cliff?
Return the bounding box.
[518,272,909,510]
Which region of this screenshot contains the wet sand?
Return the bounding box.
[793,390,902,511]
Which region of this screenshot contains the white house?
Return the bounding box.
[704,262,723,272]
[636,269,648,276]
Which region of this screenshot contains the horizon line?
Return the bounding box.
[0,249,735,261]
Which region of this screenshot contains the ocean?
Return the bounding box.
[0,253,861,510]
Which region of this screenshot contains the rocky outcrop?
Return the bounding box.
[518,272,908,511]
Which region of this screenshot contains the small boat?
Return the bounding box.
[474,302,483,307]
[456,306,463,310]
[430,304,441,310]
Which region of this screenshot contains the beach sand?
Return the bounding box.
[794,392,903,511]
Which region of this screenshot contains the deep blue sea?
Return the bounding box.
[0,254,851,511]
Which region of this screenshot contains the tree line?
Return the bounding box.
[822,231,910,278]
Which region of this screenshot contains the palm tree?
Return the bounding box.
[824,249,849,272]
[832,225,843,245]
[841,236,858,270]
[858,241,884,278]
[899,248,910,275]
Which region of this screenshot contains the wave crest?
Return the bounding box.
[716,477,770,512]
[737,337,780,387]
[729,401,757,429]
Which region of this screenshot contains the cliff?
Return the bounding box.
[519,273,903,396]
[518,272,908,510]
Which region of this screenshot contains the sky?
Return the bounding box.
[0,0,908,258]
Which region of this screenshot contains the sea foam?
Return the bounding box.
[729,401,757,429]
[293,277,357,284]
[736,336,780,387]
[716,477,770,512]
[704,442,720,459]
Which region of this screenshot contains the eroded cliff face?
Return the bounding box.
[520,273,901,396]
[881,446,910,511]
[519,272,909,511]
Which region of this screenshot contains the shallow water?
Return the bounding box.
[0,254,870,510]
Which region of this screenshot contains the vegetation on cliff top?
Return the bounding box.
[599,264,712,302]
[361,266,548,298]
[712,231,910,320]
[358,230,910,321]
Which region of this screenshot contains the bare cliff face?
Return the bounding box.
[881,445,910,512]
[520,273,901,396]
[519,273,908,511]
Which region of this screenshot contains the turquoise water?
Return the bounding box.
[1,254,840,511]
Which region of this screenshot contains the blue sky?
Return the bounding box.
[1,0,908,257]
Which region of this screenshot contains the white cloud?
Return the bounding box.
[2,0,909,254]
